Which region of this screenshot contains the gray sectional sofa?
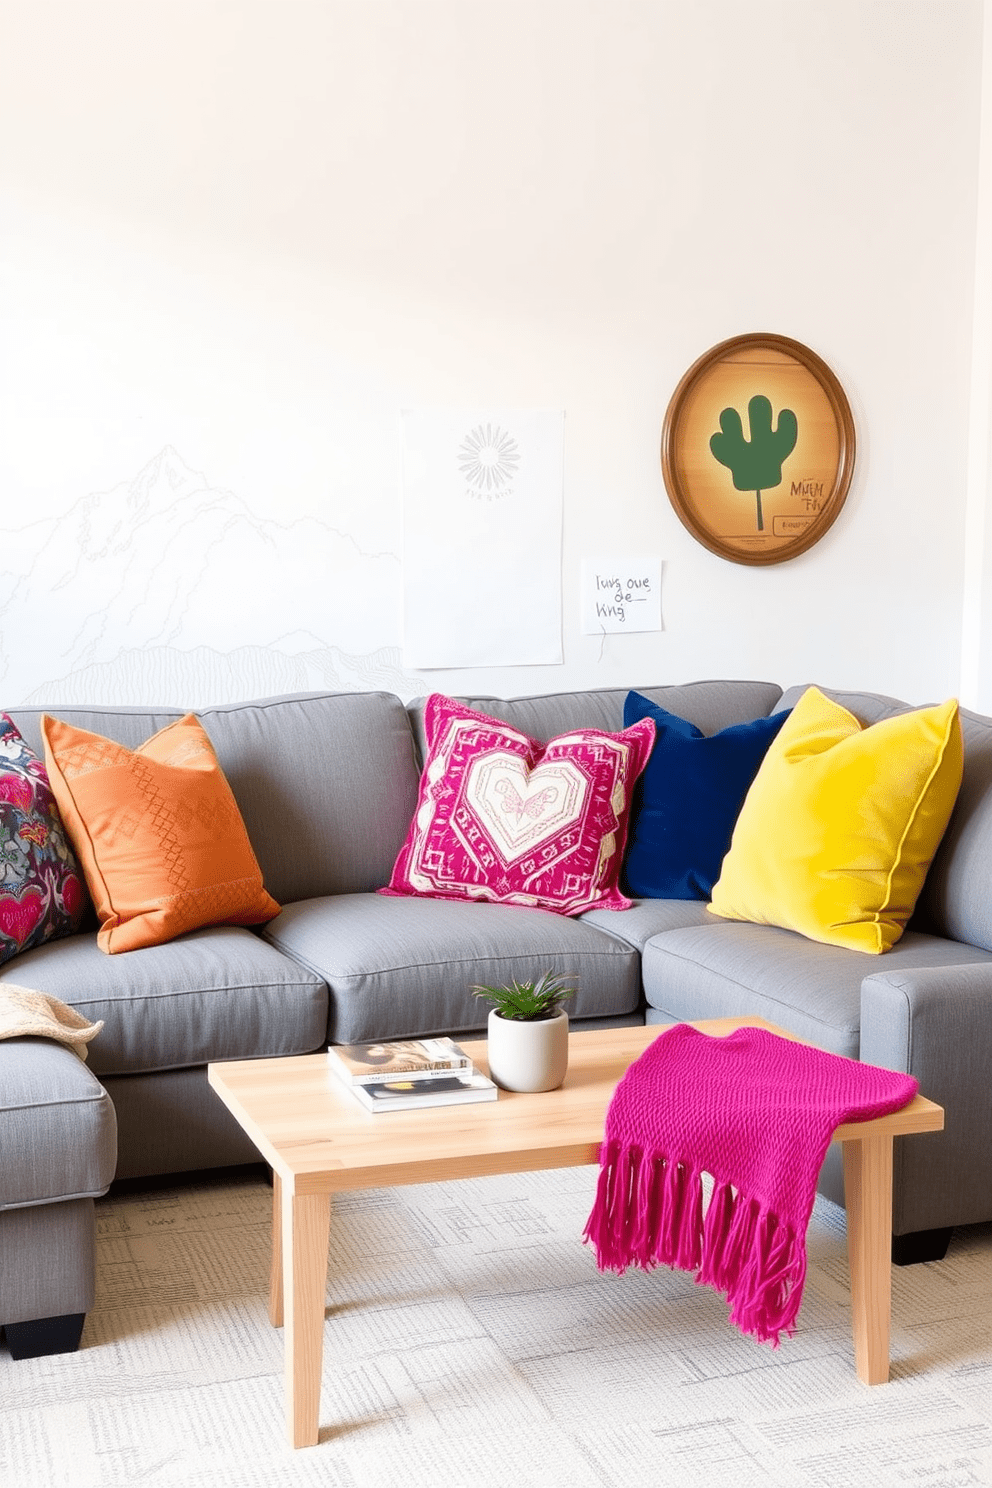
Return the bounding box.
[3,677,992,1358]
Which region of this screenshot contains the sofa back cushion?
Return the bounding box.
[7,693,421,906]
[408,679,783,763]
[916,707,992,951]
[778,684,992,951]
[709,687,963,954]
[776,684,913,727]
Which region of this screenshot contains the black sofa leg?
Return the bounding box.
[3,1312,86,1359]
[891,1227,953,1266]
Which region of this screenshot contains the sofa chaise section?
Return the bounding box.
[1,1039,116,1358]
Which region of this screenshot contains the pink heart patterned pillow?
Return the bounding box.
[382,695,656,916]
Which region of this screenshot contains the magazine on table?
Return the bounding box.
[348,1071,498,1112]
[327,1036,473,1085]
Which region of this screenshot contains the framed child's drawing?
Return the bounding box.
[661,333,856,566]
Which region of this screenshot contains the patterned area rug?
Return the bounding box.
[3,1167,992,1487]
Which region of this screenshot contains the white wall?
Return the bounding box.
[961,0,992,711]
[0,0,983,708]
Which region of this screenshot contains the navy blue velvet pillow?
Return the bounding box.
[621,692,791,900]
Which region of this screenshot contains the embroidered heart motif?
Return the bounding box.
[0,891,44,946]
[61,873,85,919]
[463,753,588,861]
[0,774,33,811]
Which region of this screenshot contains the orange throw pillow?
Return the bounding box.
[41,714,279,954]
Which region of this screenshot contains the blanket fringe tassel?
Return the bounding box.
[582,1140,807,1346]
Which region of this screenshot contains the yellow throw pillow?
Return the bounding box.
[42,714,279,954]
[708,687,963,954]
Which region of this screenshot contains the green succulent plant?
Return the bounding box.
[471,971,576,1022]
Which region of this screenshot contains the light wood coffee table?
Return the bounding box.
[208,1017,943,1449]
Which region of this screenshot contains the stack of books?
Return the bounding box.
[326,1036,498,1112]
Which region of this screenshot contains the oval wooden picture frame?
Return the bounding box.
[661,332,856,566]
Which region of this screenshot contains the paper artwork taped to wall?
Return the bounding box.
[401,409,564,668]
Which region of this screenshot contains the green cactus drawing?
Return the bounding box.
[709,395,798,532]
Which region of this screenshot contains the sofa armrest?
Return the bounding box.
[861,962,992,1083]
[861,963,992,1233]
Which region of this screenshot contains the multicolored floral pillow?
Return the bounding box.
[0,715,88,964]
[382,694,656,915]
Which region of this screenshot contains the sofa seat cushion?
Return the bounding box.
[580,898,715,953]
[0,1038,116,1209]
[641,923,992,1057]
[0,926,328,1076]
[262,892,641,1044]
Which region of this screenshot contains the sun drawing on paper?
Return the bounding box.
[457,423,521,499]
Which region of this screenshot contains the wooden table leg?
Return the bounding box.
[842,1132,893,1385]
[281,1183,332,1449]
[269,1171,283,1327]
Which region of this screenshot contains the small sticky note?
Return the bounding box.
[581,557,662,634]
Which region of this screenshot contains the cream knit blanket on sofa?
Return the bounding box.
[0,984,103,1061]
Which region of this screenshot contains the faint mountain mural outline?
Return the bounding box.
[0,447,421,705]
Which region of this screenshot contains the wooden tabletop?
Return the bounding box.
[208,1017,942,1197]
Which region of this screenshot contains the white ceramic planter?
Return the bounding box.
[486,1008,569,1093]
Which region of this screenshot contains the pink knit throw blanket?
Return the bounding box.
[583,1024,918,1345]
